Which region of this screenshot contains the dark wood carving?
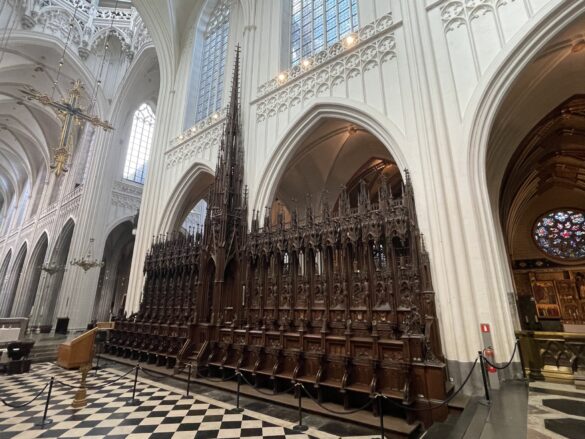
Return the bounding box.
[107,48,448,427]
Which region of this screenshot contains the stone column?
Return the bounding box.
[397,0,518,385]
[52,124,116,330]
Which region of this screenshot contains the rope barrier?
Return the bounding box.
[0,381,49,408]
[482,340,518,370]
[195,369,237,383]
[381,357,480,412]
[0,339,516,422]
[298,383,374,415]
[55,365,136,390]
[138,366,174,380]
[238,372,296,396]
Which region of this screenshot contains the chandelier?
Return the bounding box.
[40,262,66,275]
[19,0,118,177]
[21,80,113,177]
[70,238,104,272]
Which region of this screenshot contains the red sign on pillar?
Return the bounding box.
[480,323,490,333]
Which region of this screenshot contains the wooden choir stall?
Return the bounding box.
[106,49,450,428]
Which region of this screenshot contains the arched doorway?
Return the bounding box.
[481,13,585,383]
[32,219,75,329]
[92,220,135,321]
[501,97,585,330]
[14,233,48,318]
[1,243,27,317]
[0,250,12,315]
[160,165,214,233]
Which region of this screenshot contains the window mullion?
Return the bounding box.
[322,0,327,54]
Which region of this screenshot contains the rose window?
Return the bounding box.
[533,209,585,261]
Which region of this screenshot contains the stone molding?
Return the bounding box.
[165,111,227,169]
[26,0,151,60]
[253,12,397,123]
[112,180,142,211]
[438,0,518,33]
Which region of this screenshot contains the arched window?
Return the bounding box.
[290,0,359,66]
[123,103,155,184]
[533,209,585,261]
[195,0,230,122]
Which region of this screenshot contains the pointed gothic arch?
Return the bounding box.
[1,242,27,317]
[92,220,135,322]
[254,99,408,214]
[32,218,75,328]
[13,232,49,318]
[0,249,12,316]
[463,2,585,345]
[158,163,214,233]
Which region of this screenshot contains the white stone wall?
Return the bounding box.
[127,0,580,373]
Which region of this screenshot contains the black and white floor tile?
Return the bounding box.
[528,380,585,439]
[0,363,334,439]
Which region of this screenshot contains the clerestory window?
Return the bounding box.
[290,0,359,66]
[195,0,230,122]
[123,103,155,184]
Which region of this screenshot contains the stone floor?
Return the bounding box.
[0,362,380,439]
[527,381,585,439]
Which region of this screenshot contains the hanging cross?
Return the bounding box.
[20,79,114,177]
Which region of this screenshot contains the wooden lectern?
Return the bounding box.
[56,329,96,369]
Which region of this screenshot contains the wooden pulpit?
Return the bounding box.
[57,328,97,369]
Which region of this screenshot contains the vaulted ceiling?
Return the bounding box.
[0,0,160,221]
[132,0,207,72]
[501,95,585,219]
[272,118,401,216]
[0,40,90,213]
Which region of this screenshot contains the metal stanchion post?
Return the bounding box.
[377,395,385,439]
[35,377,53,428]
[227,372,244,414]
[478,351,491,405]
[186,363,192,397]
[292,384,308,432]
[126,364,141,406]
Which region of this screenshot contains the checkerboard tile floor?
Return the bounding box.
[0,363,322,439]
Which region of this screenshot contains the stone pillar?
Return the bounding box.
[397,0,518,385]
[125,70,181,314]
[52,124,116,330]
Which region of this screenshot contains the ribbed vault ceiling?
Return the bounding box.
[0,40,95,213]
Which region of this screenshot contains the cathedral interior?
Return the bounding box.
[1,1,585,438]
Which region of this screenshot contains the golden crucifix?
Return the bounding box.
[21,80,114,177]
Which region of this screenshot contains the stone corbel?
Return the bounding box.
[78,40,90,60]
[21,0,37,30]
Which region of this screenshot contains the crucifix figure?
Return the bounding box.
[21,80,114,177]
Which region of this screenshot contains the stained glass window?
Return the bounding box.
[195,0,230,122]
[290,0,359,66]
[533,209,585,260]
[123,103,155,184]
